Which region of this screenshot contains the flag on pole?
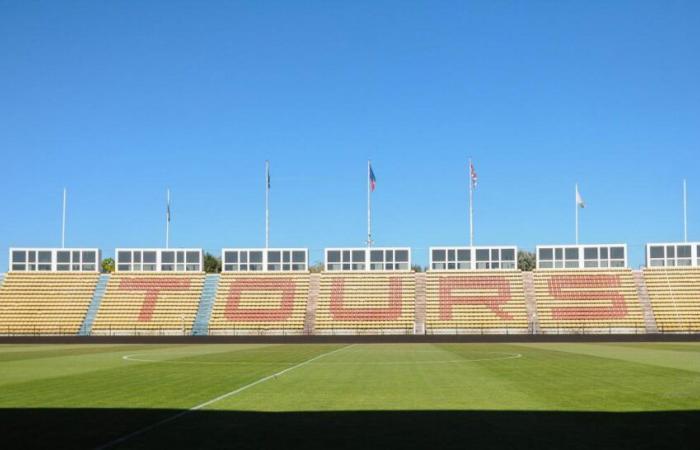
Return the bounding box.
[166,191,171,222]
[369,165,377,192]
[470,161,478,189]
[267,164,271,189]
[576,185,585,208]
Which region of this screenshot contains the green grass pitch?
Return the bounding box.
[2,342,700,449]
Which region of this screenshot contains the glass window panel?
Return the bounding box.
[565,248,578,260]
[327,251,340,263]
[144,252,156,263]
[240,252,248,263]
[600,247,608,259]
[555,248,563,260]
[82,251,96,263]
[650,259,664,267]
[501,249,515,261]
[12,251,26,263]
[447,249,455,261]
[666,246,675,258]
[250,251,263,263]
[457,249,470,261]
[395,250,408,262]
[584,260,598,268]
[283,252,290,263]
[162,252,175,263]
[539,248,553,260]
[649,246,664,259]
[118,251,131,263]
[370,250,383,262]
[476,249,489,261]
[610,247,624,260]
[186,251,199,263]
[12,264,25,271]
[539,261,553,268]
[433,250,446,262]
[268,251,281,263]
[611,260,624,268]
[352,250,365,262]
[678,246,691,258]
[177,252,185,263]
[134,252,141,263]
[225,251,237,263]
[386,251,394,262]
[292,251,305,263]
[56,264,69,271]
[117,264,130,271]
[38,251,51,263]
[57,251,70,263]
[72,251,80,262]
[584,248,598,260]
[491,249,499,260]
[678,259,692,266]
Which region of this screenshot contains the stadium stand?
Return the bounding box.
[314,272,415,334]
[643,268,700,332]
[0,272,99,335]
[533,269,646,333]
[90,272,206,335]
[425,271,529,334]
[208,272,309,335]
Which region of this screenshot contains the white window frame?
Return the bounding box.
[9,248,101,272]
[646,242,699,268]
[324,247,411,272]
[221,248,308,272]
[536,244,627,269]
[429,246,517,271]
[115,248,203,272]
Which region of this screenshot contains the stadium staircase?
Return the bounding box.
[78,274,110,336]
[522,271,540,334]
[304,273,321,334]
[414,272,426,334]
[192,274,220,336]
[632,270,659,333]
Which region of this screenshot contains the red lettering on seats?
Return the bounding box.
[224,278,296,322]
[118,278,192,322]
[547,275,627,320]
[329,277,403,321]
[438,276,514,320]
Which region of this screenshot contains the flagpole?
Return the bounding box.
[165,188,170,249]
[469,159,474,246]
[367,160,372,247]
[575,184,579,245]
[61,188,66,248]
[265,160,270,249]
[683,179,688,242]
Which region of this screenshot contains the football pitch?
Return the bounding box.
[2,342,700,449]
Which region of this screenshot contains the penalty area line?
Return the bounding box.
[95,344,355,450]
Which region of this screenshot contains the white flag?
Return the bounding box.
[576,185,585,208]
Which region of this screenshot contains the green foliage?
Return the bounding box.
[518,251,536,271]
[308,262,324,273]
[411,264,424,273]
[203,252,221,273]
[100,258,115,273]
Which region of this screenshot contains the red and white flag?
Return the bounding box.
[470,161,478,189]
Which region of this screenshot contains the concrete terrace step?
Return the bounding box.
[414,272,427,335]
[633,270,659,333]
[304,273,321,334]
[78,274,110,336]
[522,271,540,334]
[192,274,220,336]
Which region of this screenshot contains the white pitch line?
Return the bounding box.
[95,344,354,450]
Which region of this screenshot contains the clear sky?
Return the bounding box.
[1,1,698,272]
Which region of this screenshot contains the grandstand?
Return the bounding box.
[643,241,700,332]
[0,248,100,335]
[533,244,645,333]
[207,248,310,335]
[89,249,205,335]
[3,241,700,336]
[425,246,529,334]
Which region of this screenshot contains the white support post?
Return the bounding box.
[367,160,372,247]
[266,160,270,249]
[61,188,67,248]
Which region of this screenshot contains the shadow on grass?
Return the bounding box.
[2,408,699,449]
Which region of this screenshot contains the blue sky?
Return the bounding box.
[1,1,698,271]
